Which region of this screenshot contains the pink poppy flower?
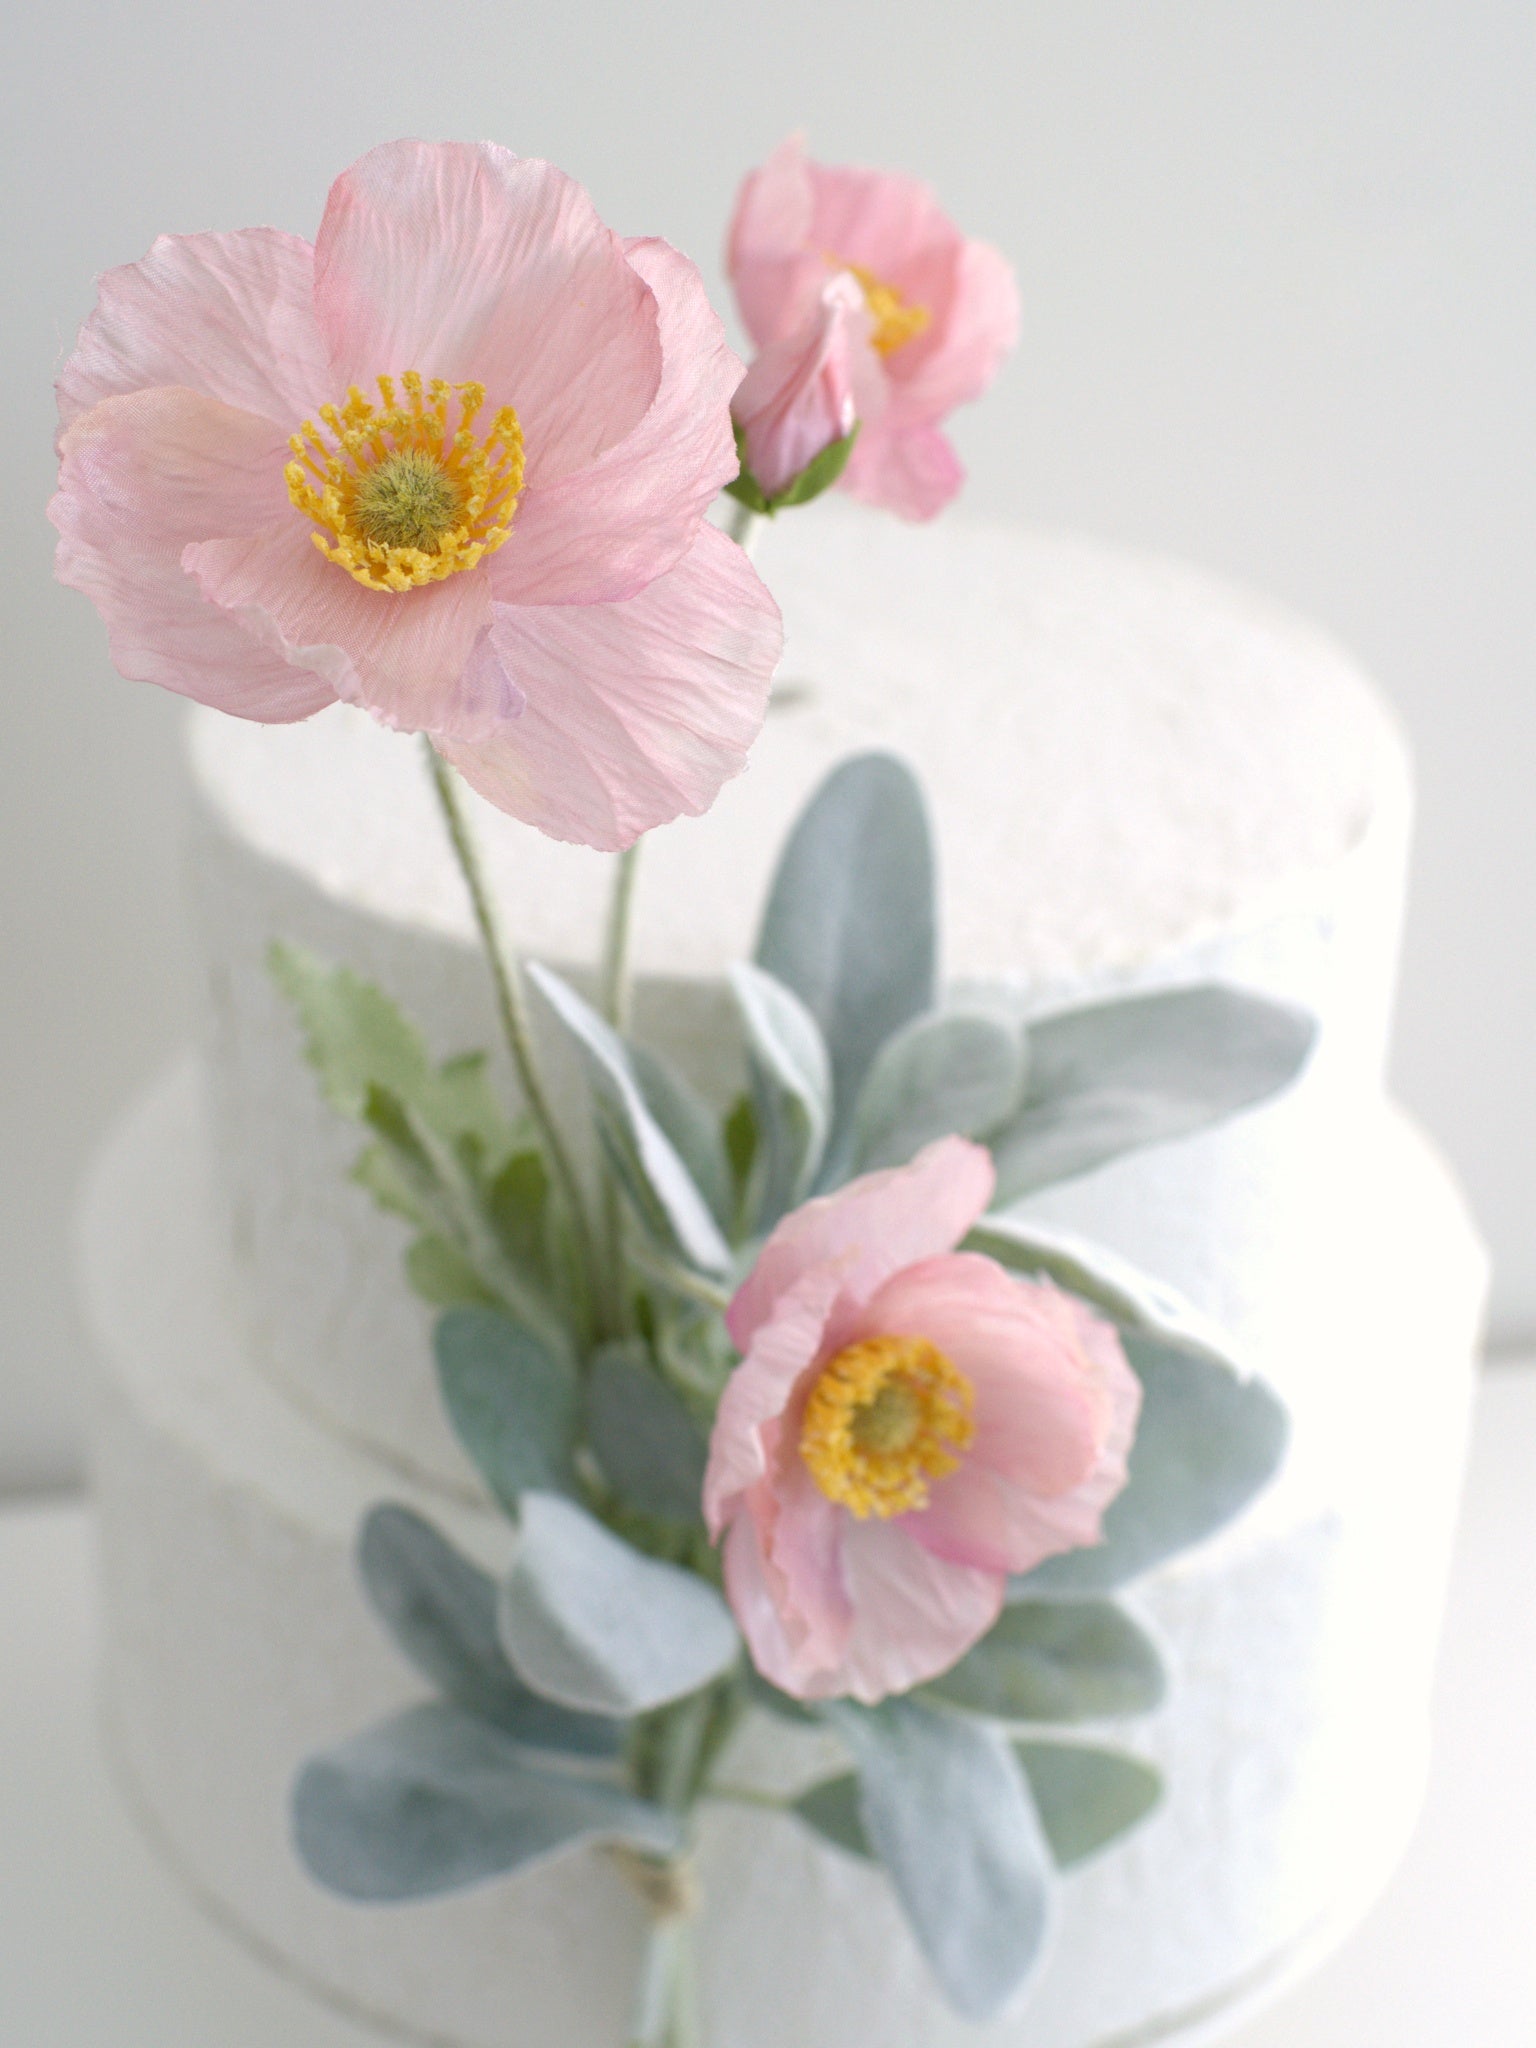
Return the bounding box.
[727,137,1020,521]
[731,272,861,502]
[704,1138,1141,1704]
[50,139,782,852]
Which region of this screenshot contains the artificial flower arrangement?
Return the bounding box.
[51,137,1311,2045]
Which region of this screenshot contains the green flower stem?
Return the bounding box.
[601,839,644,1032]
[422,741,599,1328]
[723,499,760,553]
[629,1913,702,2048]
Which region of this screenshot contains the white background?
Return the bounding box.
[3,1,1533,1490]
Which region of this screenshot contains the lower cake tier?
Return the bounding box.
[80,1059,1487,2048]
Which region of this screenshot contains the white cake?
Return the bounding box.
[81,507,1487,2048]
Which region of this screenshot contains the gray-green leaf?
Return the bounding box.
[498,1493,739,1716]
[434,1309,578,1511]
[525,963,731,1277]
[990,984,1318,1200]
[755,754,937,1148]
[729,962,832,1223]
[628,1044,734,1233]
[1018,1332,1289,1596]
[794,1741,1161,1873]
[293,1702,678,1901]
[851,1009,1026,1173]
[357,1506,623,1757]
[924,1600,1165,1721]
[585,1345,709,1524]
[823,1697,1055,2021]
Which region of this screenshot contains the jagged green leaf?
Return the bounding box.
[293,1702,677,1902]
[404,1236,500,1309]
[498,1493,739,1716]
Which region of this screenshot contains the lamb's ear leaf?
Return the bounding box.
[497,1493,739,1716]
[627,1043,734,1234]
[433,1308,579,1512]
[755,754,938,1149]
[357,1506,623,1758]
[1014,1743,1164,1869]
[1016,1333,1289,1597]
[990,985,1318,1200]
[729,962,833,1224]
[923,1600,1166,1722]
[525,963,731,1277]
[793,1741,1163,1872]
[585,1345,709,1525]
[823,1697,1055,2021]
[851,1010,1026,1173]
[293,1702,678,1901]
[963,1214,1238,1373]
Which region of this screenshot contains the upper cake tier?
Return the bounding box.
[186,509,1412,1495]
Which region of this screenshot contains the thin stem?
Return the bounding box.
[723,499,761,553]
[423,742,598,1308]
[600,840,644,1031]
[626,1244,733,1316]
[628,1916,702,2048]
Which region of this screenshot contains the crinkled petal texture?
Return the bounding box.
[727,136,1019,521]
[706,1138,1140,1703]
[50,140,775,845]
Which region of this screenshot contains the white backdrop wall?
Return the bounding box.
[3,1,1532,1490]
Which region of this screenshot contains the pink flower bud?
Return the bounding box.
[731,272,863,502]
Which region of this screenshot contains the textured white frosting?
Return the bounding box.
[185,512,1413,1497]
[83,1061,1486,2048]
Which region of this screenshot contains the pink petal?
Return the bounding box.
[313,141,661,491]
[726,136,829,347]
[727,1137,995,1352]
[50,388,334,723]
[184,516,492,735]
[732,273,862,500]
[895,238,1021,417]
[56,229,332,433]
[761,1460,856,1676]
[829,1518,1003,1705]
[434,521,780,851]
[841,416,965,521]
[805,159,963,294]
[722,1515,813,1698]
[704,1265,845,1537]
[491,238,744,607]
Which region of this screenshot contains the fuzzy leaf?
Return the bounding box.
[964,1213,1238,1372]
[824,1697,1055,2021]
[628,1044,733,1232]
[852,1009,1026,1172]
[498,1493,739,1716]
[526,963,731,1277]
[1018,1332,1289,1596]
[434,1309,578,1511]
[755,754,937,1150]
[404,1236,500,1309]
[729,962,833,1223]
[924,1601,1166,1721]
[357,1507,623,1757]
[293,1702,678,1902]
[585,1346,709,1524]
[991,984,1318,1200]
[794,1741,1161,1872]
[1014,1742,1163,1868]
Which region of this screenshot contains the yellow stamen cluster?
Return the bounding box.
[847,263,932,357]
[285,372,524,593]
[800,1334,975,1519]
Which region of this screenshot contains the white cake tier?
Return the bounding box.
[187,513,1414,1497]
[82,1061,1487,2048]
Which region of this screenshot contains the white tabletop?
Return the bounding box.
[3,1368,1534,2048]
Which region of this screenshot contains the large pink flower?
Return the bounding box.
[50,140,783,851]
[727,138,1020,521]
[705,1139,1140,1704]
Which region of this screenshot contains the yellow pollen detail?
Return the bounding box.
[800,1335,974,1519]
[846,262,932,356]
[284,373,525,594]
